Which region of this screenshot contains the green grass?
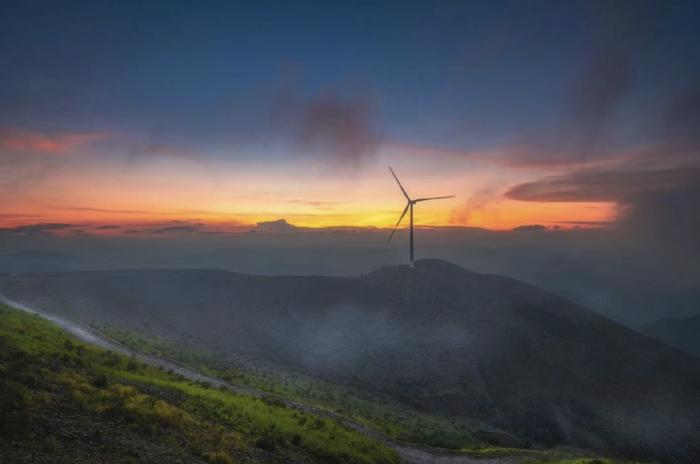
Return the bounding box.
[456,446,648,464]
[459,445,552,458]
[94,329,654,464]
[526,459,643,464]
[0,305,400,464]
[0,305,651,464]
[100,325,483,449]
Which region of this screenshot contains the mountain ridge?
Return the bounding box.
[1,259,699,463]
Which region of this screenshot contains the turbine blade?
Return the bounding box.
[413,195,455,202]
[388,166,410,200]
[388,203,410,242]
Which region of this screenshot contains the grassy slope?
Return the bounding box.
[100,325,483,449]
[98,326,650,464]
[0,305,399,464]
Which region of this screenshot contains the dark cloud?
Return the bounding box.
[130,220,248,235]
[94,225,120,230]
[507,163,700,258]
[504,1,657,168]
[618,179,700,256]
[275,86,381,170]
[0,223,83,235]
[506,58,700,255]
[149,225,201,234]
[299,94,380,169]
[569,2,655,152]
[146,221,205,234]
[504,167,698,203]
[512,224,546,232]
[110,220,212,235]
[255,219,298,234]
[552,220,615,227]
[105,85,382,170]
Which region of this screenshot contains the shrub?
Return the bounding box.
[93,374,109,388]
[101,352,121,367]
[312,418,325,429]
[261,395,287,408]
[126,357,140,372]
[255,434,277,451]
[203,450,234,464]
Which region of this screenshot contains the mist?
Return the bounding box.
[1,223,697,327]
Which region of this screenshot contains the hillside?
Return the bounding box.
[1,259,699,463]
[642,315,700,359]
[0,305,399,464]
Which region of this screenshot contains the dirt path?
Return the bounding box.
[1,294,518,464]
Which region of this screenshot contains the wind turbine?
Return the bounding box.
[387,166,454,266]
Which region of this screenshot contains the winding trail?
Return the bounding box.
[1,294,517,464]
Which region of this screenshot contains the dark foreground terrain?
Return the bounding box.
[2,259,699,463]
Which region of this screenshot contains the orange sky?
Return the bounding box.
[0,140,618,234]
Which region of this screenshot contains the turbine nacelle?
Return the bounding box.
[387,166,454,265]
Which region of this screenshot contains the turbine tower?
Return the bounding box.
[388,166,454,266]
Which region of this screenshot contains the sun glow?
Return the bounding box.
[0,149,618,234]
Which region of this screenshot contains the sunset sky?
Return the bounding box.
[2,1,699,236]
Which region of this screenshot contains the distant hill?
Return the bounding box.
[2,259,699,463]
[643,315,700,359]
[0,250,84,273]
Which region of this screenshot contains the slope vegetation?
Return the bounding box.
[0,305,399,464]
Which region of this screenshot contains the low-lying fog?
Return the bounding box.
[1,224,698,328]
